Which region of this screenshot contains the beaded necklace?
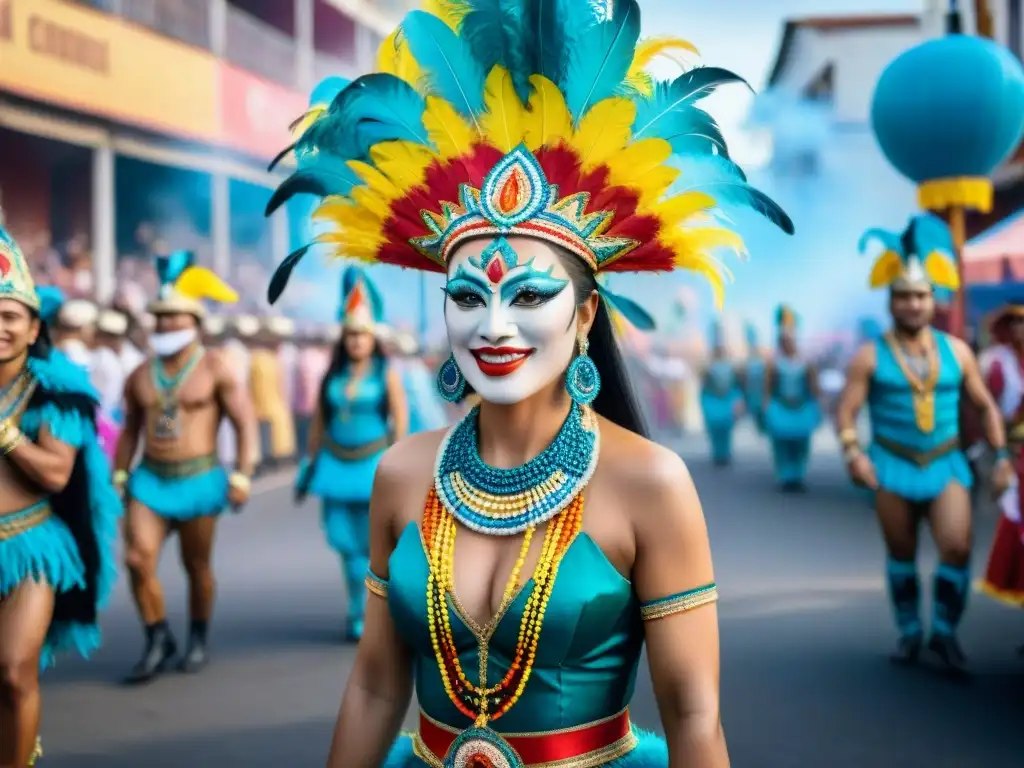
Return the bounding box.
[150,345,205,440]
[423,404,596,767]
[434,402,599,535]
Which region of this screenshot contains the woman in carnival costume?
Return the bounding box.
[836,215,1011,673]
[763,305,821,492]
[297,266,409,641]
[700,319,743,466]
[741,321,766,433]
[267,1,791,764]
[0,228,121,767]
[978,300,1024,652]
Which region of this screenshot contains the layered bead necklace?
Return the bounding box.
[150,345,204,441]
[424,403,598,767]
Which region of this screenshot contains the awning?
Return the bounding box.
[963,208,1024,284]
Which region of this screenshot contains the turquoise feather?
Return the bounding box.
[857,227,903,257]
[266,155,360,215]
[521,0,593,86]
[156,250,193,286]
[340,266,385,322]
[460,0,530,100]
[633,68,751,156]
[671,155,794,234]
[327,74,431,156]
[37,286,65,325]
[598,285,655,331]
[402,10,487,120]
[309,76,350,108]
[563,0,641,122]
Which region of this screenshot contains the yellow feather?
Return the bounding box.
[571,98,637,171]
[369,141,435,190]
[606,138,671,187]
[523,75,573,152]
[628,36,699,76]
[175,266,238,304]
[376,29,425,89]
[423,0,467,30]
[654,192,717,228]
[348,160,403,201]
[626,72,655,98]
[291,106,327,141]
[924,250,960,290]
[423,97,476,160]
[479,66,527,153]
[869,250,905,288]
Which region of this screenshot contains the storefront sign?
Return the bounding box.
[219,64,306,162]
[0,0,218,141]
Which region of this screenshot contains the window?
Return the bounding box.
[1010,0,1023,61]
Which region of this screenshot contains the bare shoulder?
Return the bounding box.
[375,428,447,508]
[596,416,693,510]
[944,334,974,362]
[849,341,877,373]
[203,347,232,378]
[125,358,150,391]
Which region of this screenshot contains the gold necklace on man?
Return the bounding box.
[150,346,205,440]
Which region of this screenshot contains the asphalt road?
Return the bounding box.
[39,425,1023,767]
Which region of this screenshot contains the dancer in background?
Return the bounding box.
[700,319,743,466]
[764,305,821,492]
[836,215,1011,674]
[0,228,120,767]
[115,251,257,683]
[297,267,407,641]
[979,299,1024,652]
[250,317,296,473]
[742,321,767,433]
[51,298,97,374]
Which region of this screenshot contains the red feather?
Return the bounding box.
[0,249,10,277]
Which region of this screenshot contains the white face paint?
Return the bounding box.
[444,236,578,405]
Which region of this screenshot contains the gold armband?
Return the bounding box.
[838,428,860,449]
[1,423,25,455]
[228,472,252,493]
[112,469,130,487]
[640,583,718,621]
[365,570,389,599]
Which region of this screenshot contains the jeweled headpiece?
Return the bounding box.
[776,304,798,336]
[0,225,39,312]
[858,214,959,294]
[148,250,239,318]
[265,0,793,308]
[339,266,384,332]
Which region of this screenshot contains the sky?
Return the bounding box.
[287,0,928,343]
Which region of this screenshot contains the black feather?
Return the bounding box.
[264,172,330,217]
[267,143,296,172]
[268,244,312,305]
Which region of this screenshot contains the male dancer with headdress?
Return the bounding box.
[763,305,821,492]
[700,319,743,466]
[115,250,257,682]
[0,227,120,766]
[742,321,767,433]
[979,299,1024,650]
[836,215,1012,674]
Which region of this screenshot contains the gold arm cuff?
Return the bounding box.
[113,469,130,487]
[365,572,388,599]
[838,428,860,447]
[228,472,252,493]
[2,429,25,456]
[640,584,719,621]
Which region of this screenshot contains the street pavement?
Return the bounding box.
[39,425,1022,767]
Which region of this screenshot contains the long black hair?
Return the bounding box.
[29,312,53,359]
[318,329,390,424]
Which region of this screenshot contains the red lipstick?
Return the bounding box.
[470,347,534,377]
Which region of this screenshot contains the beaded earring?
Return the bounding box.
[436,354,467,402]
[565,332,600,405]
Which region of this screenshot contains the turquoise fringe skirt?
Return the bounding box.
[869,442,973,502]
[127,461,229,521]
[0,501,85,598]
[384,727,668,767]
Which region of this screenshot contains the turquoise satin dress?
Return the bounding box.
[868,331,972,501]
[764,357,821,485]
[383,523,669,766]
[700,361,742,464]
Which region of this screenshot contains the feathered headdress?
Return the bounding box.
[339,266,385,331]
[36,286,65,325]
[858,214,959,294]
[775,304,798,335]
[148,250,239,318]
[265,0,793,309]
[0,225,39,312]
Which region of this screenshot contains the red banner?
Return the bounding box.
[219,64,306,163]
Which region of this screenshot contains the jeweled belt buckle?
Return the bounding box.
[444,726,524,768]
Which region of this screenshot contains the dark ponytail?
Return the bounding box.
[29,316,53,359]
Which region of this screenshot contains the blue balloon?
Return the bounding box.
[871,35,1024,183]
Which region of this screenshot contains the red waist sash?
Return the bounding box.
[416,709,636,766]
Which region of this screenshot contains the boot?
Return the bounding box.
[177,621,210,674]
[125,621,176,684]
[928,633,970,679]
[889,633,922,666]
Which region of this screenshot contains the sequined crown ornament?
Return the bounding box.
[264,0,794,309]
[338,265,385,332]
[148,250,240,318]
[858,214,960,296]
[0,225,40,312]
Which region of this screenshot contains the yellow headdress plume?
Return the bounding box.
[148,250,238,318]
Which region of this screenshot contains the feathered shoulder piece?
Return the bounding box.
[265,0,793,306]
[858,213,959,293]
[28,350,100,403]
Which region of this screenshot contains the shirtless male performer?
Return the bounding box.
[114,251,257,683]
[836,216,1012,675]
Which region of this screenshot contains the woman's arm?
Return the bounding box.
[632,448,728,768]
[307,403,324,457]
[386,366,409,442]
[326,445,415,768]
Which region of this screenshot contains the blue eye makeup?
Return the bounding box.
[444,265,491,306]
[500,262,569,305]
